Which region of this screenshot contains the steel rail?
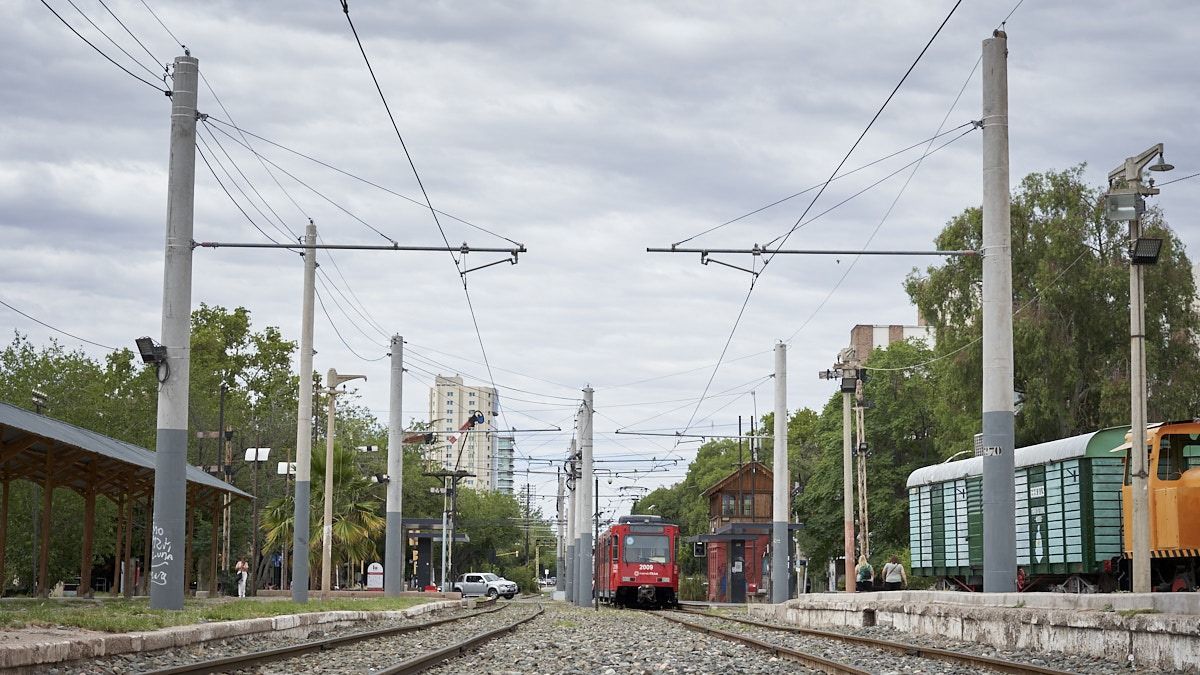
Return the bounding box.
[659,611,869,675]
[679,608,1076,675]
[375,604,545,675]
[142,601,508,675]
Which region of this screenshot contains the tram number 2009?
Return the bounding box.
[638,564,655,570]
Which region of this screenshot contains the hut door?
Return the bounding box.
[730,540,746,603]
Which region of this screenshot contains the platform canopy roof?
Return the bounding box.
[0,401,249,506]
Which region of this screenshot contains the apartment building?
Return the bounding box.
[428,375,500,491]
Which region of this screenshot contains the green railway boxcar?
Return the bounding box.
[907,427,1128,591]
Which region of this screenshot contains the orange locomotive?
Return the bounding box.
[1121,421,1200,589]
[594,515,680,608]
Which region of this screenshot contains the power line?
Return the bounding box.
[96,0,162,69]
[0,298,118,351]
[405,348,581,402]
[671,122,973,247]
[203,120,397,243]
[314,272,389,348]
[199,125,297,243]
[203,116,522,247]
[195,140,289,245]
[1157,171,1200,187]
[40,0,170,95]
[63,0,162,82]
[314,287,388,362]
[137,0,184,50]
[655,0,964,442]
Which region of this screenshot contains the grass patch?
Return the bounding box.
[0,596,431,633]
[1116,608,1160,618]
[553,619,580,628]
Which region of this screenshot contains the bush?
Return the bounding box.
[504,565,538,594]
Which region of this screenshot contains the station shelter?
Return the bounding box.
[694,462,802,602]
[401,517,469,589]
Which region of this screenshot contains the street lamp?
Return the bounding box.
[321,368,366,599]
[1105,143,1173,594]
[244,446,271,596]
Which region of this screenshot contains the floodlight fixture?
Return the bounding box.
[1131,237,1164,265]
[135,336,167,364]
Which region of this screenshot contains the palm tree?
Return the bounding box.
[260,444,385,588]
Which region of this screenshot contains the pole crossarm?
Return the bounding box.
[647,246,977,257]
[422,427,562,435]
[194,241,527,254]
[613,429,773,440]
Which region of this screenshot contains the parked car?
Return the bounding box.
[452,572,518,599]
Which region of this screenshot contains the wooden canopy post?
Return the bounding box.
[80,485,96,598]
[112,493,125,595]
[0,478,9,596]
[209,500,219,594]
[37,456,53,597]
[140,495,152,596]
[122,487,134,598]
[184,497,194,596]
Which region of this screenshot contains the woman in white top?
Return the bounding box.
[882,555,906,591]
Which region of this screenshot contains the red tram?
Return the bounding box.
[594,514,680,608]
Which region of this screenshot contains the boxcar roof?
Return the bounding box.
[906,426,1129,488]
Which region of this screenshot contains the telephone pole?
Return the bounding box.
[565,447,576,603]
[981,30,1017,593]
[149,54,199,610]
[385,335,404,596]
[292,220,317,602]
[854,378,870,560]
[771,343,789,603]
[577,388,594,607]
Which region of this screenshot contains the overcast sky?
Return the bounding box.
[3,1,1198,522]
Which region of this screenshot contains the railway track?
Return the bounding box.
[669,608,1077,675]
[141,601,542,675]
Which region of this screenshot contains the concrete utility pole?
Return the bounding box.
[292,221,317,602]
[981,31,1017,593]
[321,368,366,599]
[149,54,199,610]
[385,336,404,596]
[771,343,789,603]
[566,448,576,603]
[821,349,858,592]
[854,379,870,561]
[1104,142,1173,594]
[578,390,594,607]
[556,467,565,592]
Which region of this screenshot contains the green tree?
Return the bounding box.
[905,166,1200,447]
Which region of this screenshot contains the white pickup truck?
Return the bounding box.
[452,572,518,599]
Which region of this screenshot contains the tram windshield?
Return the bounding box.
[623,534,670,563]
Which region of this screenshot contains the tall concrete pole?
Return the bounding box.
[566,449,576,603]
[1129,216,1151,593]
[579,391,594,607]
[843,388,855,593]
[149,54,199,610]
[981,31,1017,593]
[771,343,789,603]
[291,221,317,603]
[556,467,565,592]
[385,336,404,596]
[322,371,337,599]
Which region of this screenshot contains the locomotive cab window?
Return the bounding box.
[1158,434,1200,480]
[612,538,619,561]
[624,534,670,564]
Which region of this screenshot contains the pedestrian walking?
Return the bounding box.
[882,555,906,591]
[235,557,249,598]
[855,555,873,591]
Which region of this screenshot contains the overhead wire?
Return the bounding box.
[314,287,388,362]
[196,140,287,245]
[204,117,523,247]
[63,0,163,82]
[95,0,162,70]
[200,125,298,243]
[0,298,118,351]
[137,0,184,50]
[671,121,974,247]
[40,0,170,95]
